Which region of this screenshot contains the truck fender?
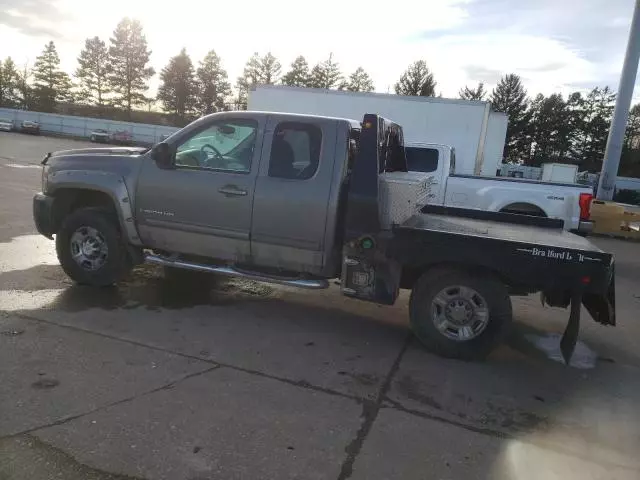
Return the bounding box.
[494,199,547,217]
[48,170,142,246]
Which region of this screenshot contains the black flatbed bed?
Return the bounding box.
[390,208,614,296]
[403,212,606,256]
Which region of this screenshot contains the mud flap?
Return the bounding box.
[582,265,616,326]
[560,291,582,364]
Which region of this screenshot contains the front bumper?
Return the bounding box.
[33,192,55,238]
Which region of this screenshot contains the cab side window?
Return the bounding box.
[268,122,322,180]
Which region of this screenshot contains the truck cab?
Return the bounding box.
[405,142,455,205]
[49,112,358,279]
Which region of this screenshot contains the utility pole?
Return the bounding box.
[597,0,640,200]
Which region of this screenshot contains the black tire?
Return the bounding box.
[409,268,512,361]
[56,207,131,286]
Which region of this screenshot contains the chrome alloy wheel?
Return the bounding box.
[69,226,109,271]
[431,285,490,341]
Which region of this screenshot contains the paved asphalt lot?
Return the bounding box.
[1,132,640,479]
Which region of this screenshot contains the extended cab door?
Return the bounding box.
[135,114,265,263]
[251,115,339,274]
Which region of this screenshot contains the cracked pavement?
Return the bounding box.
[1,133,640,479]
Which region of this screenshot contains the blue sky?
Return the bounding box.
[0,0,637,100]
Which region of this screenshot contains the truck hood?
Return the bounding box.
[43,146,149,179]
[44,146,148,162]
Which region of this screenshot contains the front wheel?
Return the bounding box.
[409,268,512,361]
[56,208,132,286]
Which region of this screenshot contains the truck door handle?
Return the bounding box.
[218,185,248,197]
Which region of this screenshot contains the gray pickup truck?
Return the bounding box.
[33,111,616,362]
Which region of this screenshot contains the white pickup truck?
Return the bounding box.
[406,143,594,235]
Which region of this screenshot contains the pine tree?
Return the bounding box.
[394,60,436,97]
[490,74,532,163]
[459,82,486,101]
[345,67,374,92]
[527,93,575,166]
[75,36,110,108]
[281,56,310,87]
[0,57,19,107]
[570,87,616,171]
[107,18,155,116]
[621,104,640,174]
[234,52,282,108]
[196,49,231,115]
[157,48,197,122]
[15,63,33,109]
[32,41,72,112]
[259,52,281,85]
[236,52,262,108]
[624,103,640,150]
[308,53,342,89]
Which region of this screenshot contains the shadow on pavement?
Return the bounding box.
[0,263,275,311]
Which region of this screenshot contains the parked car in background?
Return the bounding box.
[0,118,14,132]
[111,130,133,145]
[90,129,111,143]
[20,120,40,135]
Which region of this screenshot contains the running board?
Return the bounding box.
[144,253,329,290]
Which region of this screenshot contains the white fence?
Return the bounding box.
[0,108,179,145]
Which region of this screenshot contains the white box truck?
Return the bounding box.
[248,85,508,177]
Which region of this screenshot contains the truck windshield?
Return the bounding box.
[181,123,256,156]
[405,146,438,173]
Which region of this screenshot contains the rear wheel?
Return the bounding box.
[56,207,132,286]
[409,268,512,360]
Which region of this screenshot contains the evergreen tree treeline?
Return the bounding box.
[0,18,637,174]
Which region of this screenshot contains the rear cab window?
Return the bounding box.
[405,146,439,173]
[268,122,322,180]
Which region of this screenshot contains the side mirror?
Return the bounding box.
[151,142,174,169]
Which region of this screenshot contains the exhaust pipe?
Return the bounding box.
[145,253,329,290]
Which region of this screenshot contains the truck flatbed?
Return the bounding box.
[401,212,607,257]
[391,209,613,296]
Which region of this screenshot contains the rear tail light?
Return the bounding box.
[579,192,593,220]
